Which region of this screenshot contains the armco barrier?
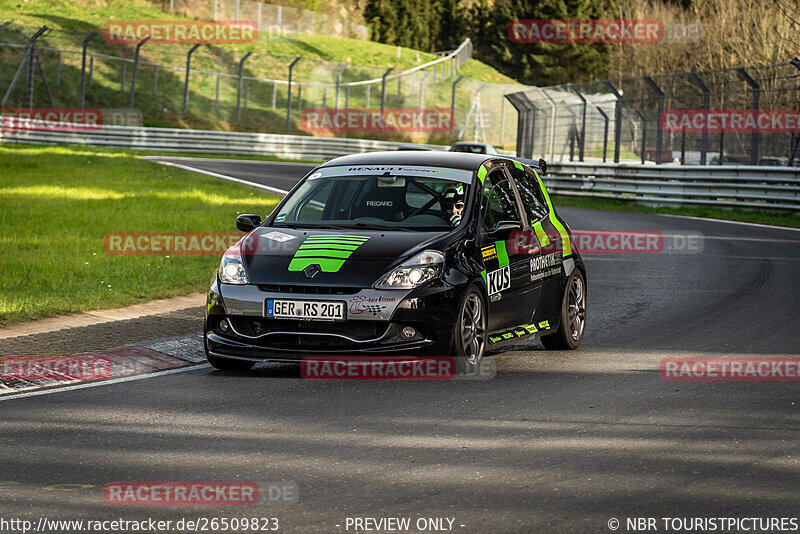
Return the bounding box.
[2,124,796,210]
[0,123,448,159]
[545,162,800,210]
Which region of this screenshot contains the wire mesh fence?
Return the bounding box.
[1,22,523,147]
[507,61,800,166]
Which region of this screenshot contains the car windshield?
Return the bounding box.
[271,166,473,230]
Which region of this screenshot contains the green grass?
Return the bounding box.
[553,194,800,228]
[0,144,281,326]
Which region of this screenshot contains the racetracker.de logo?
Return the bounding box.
[660,109,800,134]
[0,108,103,133]
[509,19,663,43]
[301,357,457,380]
[103,481,298,505]
[301,108,453,133]
[104,232,250,255]
[660,358,800,381]
[1,356,112,381]
[103,20,258,44]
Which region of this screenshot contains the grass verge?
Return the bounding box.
[553,194,800,229]
[0,144,281,327]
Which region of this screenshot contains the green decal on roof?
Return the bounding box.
[477,166,487,183]
[533,170,572,256]
[288,235,370,272]
[513,160,524,170]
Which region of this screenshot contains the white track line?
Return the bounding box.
[142,156,317,166]
[0,364,211,403]
[153,160,291,196]
[657,213,800,233]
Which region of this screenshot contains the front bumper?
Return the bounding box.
[205,279,459,362]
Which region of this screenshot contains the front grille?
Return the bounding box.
[258,284,360,295]
[227,317,388,345]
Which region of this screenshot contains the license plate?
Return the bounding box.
[264,299,345,321]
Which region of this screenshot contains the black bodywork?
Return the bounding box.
[205,151,585,362]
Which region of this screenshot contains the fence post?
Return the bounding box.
[635,109,647,164]
[688,72,710,165]
[597,107,609,163]
[540,89,558,162]
[604,80,623,163]
[570,85,587,162]
[789,58,800,166]
[737,68,760,165]
[272,82,277,109]
[450,75,464,133]
[285,56,301,128]
[643,76,664,164]
[418,71,431,110]
[236,51,254,122]
[334,63,347,110]
[215,75,220,106]
[80,31,97,108]
[182,43,201,115]
[129,36,150,108]
[380,67,393,130]
[365,85,370,108]
[345,86,350,110]
[153,65,158,94]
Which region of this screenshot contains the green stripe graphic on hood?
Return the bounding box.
[288,235,370,273]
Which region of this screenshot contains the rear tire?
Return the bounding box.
[206,352,256,371]
[452,286,488,374]
[541,269,586,350]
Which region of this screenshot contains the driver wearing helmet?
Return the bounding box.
[442,187,465,226]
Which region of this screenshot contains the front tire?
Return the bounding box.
[541,269,586,350]
[452,286,487,373]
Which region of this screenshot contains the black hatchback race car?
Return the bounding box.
[205,151,586,372]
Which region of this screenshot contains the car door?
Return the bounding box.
[511,163,570,327]
[478,164,537,332]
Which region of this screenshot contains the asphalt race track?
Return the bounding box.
[2,157,799,533]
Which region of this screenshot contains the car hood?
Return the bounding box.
[240,227,449,287]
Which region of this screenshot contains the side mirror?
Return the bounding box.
[538,158,547,175]
[488,221,522,240]
[236,214,262,232]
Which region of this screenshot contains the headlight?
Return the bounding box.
[374,250,444,289]
[219,241,249,284]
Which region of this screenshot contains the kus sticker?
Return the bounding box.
[486,266,511,296]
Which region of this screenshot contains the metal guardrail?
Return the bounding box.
[544,162,800,210]
[3,124,794,210]
[0,123,449,159]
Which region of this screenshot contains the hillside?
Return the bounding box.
[0,0,519,144]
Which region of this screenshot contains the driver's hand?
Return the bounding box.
[449,213,462,226]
